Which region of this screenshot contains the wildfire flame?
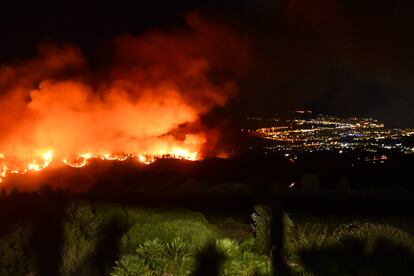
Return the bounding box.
[0,147,200,183]
[0,14,247,187]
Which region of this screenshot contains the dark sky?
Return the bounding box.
[1,0,414,126]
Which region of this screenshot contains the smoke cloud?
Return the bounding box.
[0,13,248,182]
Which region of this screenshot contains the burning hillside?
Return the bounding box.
[0,14,248,187]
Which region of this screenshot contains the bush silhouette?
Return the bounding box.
[299,223,414,275]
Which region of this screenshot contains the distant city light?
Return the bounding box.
[247,112,414,157]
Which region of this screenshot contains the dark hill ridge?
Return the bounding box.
[3,154,292,193]
[3,150,414,198]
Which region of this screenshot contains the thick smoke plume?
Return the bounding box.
[0,13,247,186]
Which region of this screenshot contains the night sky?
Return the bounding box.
[1,0,414,126]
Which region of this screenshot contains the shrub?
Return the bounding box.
[65,203,102,238]
[136,239,169,273]
[214,217,252,241]
[223,251,271,276]
[123,208,208,226]
[290,265,314,276]
[216,239,272,276]
[60,203,104,275]
[330,222,414,250]
[111,255,151,276]
[60,222,96,275]
[121,219,217,254]
[165,237,192,261]
[216,238,240,257]
[251,205,294,257]
[283,214,295,258]
[291,221,330,256]
[0,225,33,276]
[113,238,194,276]
[251,205,272,255]
[298,222,414,275]
[240,237,256,253]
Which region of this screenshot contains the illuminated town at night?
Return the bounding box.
[247,111,414,155]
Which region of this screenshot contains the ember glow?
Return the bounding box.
[0,14,247,187]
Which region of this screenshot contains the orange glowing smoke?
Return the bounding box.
[0,14,248,186]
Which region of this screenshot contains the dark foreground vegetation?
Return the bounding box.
[1,192,414,276]
[1,154,414,275]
